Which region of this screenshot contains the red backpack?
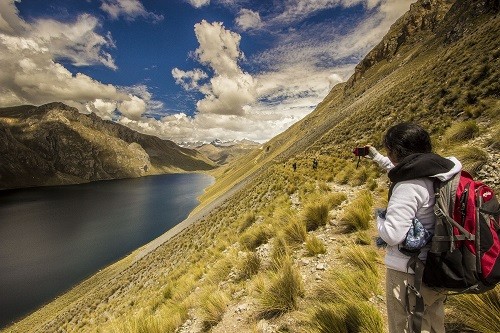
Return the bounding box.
[423,170,500,291]
[407,171,499,333]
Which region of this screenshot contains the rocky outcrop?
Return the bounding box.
[345,0,455,89]
[0,103,215,189]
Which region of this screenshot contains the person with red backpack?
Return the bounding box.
[366,123,462,333]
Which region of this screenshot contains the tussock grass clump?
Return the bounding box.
[306,303,348,333]
[447,288,500,333]
[306,302,384,333]
[343,245,380,275]
[240,223,273,250]
[303,203,330,231]
[205,257,233,285]
[283,219,307,245]
[354,231,372,245]
[270,236,290,265]
[108,302,188,333]
[443,120,480,143]
[334,165,355,185]
[339,190,373,232]
[199,289,230,330]
[238,212,256,233]
[255,259,304,318]
[305,235,327,256]
[450,146,488,177]
[349,167,371,186]
[314,269,380,303]
[325,192,347,210]
[238,252,261,281]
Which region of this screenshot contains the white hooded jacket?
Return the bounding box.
[373,153,462,273]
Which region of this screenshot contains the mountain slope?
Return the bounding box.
[4,1,499,332]
[200,0,499,206]
[0,102,215,189]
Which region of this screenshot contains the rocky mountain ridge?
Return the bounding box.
[0,103,215,189]
[188,139,261,165]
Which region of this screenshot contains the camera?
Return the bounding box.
[352,146,369,157]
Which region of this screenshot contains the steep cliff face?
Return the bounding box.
[346,0,455,89]
[0,103,215,189]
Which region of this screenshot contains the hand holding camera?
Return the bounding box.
[352,146,369,157]
[353,145,379,168]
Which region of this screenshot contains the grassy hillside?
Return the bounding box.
[4,1,499,332]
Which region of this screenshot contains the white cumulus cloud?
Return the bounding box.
[119,95,146,120]
[0,0,148,123]
[174,20,258,116]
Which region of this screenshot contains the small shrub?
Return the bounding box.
[305,235,327,256]
[255,259,304,318]
[303,203,330,231]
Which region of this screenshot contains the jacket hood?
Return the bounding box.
[388,153,461,184]
[431,156,462,182]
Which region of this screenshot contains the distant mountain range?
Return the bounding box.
[0,103,215,189]
[181,139,261,165]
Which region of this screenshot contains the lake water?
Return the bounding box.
[0,173,214,328]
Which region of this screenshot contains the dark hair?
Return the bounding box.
[383,123,432,162]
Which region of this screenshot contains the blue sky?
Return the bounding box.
[0,0,414,143]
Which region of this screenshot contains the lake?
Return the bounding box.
[0,173,214,328]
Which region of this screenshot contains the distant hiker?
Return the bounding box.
[366,123,462,333]
[292,162,297,172]
[312,158,318,170]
